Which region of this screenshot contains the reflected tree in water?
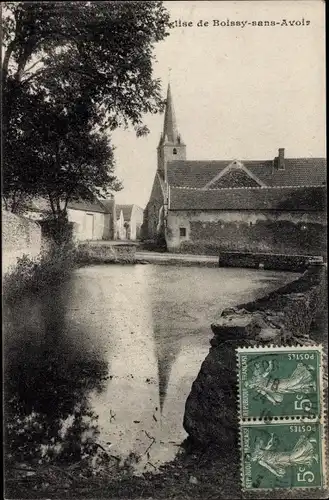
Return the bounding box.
[4,280,109,471]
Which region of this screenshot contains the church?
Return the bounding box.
[143,84,327,256]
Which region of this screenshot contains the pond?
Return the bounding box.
[4,264,298,475]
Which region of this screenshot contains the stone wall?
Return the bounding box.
[183,265,327,447]
[2,211,42,273]
[75,241,137,264]
[166,210,326,256]
[218,252,323,271]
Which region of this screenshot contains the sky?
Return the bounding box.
[112,0,326,208]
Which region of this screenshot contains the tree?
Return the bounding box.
[4,89,120,209]
[2,2,170,132]
[2,1,170,221]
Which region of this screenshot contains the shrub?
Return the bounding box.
[3,244,77,304]
[138,238,167,252]
[39,214,74,247]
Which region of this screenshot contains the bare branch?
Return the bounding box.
[24,58,44,75]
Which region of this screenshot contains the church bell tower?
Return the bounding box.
[157,83,186,182]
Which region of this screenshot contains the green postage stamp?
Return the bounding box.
[236,346,326,491]
[237,346,323,419]
[241,421,325,489]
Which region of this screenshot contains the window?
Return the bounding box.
[180,227,186,237]
[173,148,177,155]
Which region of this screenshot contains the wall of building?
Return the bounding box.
[158,143,186,181]
[129,206,144,240]
[116,211,126,240]
[2,211,42,272]
[67,208,105,241]
[166,210,327,255]
[102,213,113,240]
[146,174,165,240]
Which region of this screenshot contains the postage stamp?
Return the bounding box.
[241,420,326,490]
[237,346,323,420]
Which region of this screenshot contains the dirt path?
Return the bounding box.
[135,251,219,265]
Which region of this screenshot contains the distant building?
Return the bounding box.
[115,204,144,241]
[24,196,117,241]
[143,84,327,255]
[24,198,144,242]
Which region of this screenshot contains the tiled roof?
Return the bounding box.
[167,161,228,188]
[115,204,134,221]
[115,204,144,220]
[100,198,115,214]
[167,158,327,188]
[27,197,107,213]
[169,186,327,212]
[67,199,106,213]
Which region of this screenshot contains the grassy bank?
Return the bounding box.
[6,428,328,499]
[5,443,240,500]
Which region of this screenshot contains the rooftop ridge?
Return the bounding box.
[167,157,327,164]
[170,185,326,192]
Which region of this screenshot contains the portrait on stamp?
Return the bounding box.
[237,347,323,419]
[242,422,325,490]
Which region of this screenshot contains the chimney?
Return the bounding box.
[278,148,285,170]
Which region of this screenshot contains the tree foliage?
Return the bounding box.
[2,1,170,218]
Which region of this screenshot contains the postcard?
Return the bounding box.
[2,1,326,498]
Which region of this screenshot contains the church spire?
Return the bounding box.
[162,83,178,143]
[157,82,186,180]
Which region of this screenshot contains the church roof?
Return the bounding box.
[169,186,327,212]
[167,158,327,188]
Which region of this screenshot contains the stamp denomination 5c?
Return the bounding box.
[237,346,323,419]
[241,421,325,490]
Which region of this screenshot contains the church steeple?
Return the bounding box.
[157,83,186,180]
[162,83,178,143]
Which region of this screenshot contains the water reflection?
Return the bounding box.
[4,264,298,476]
[4,280,109,472]
[84,265,162,472]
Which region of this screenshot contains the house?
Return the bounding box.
[115,204,144,240]
[24,196,117,241]
[143,84,327,255]
[116,206,126,240]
